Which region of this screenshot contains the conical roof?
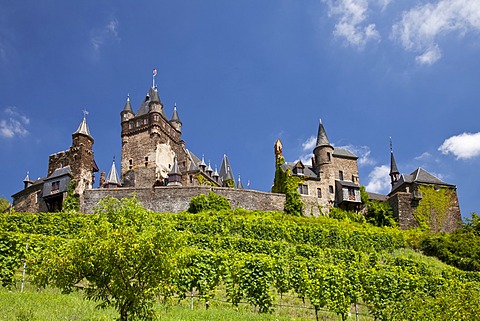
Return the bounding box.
[169,156,182,175]
[237,175,244,189]
[315,119,331,148]
[73,115,92,138]
[171,103,181,123]
[122,95,133,113]
[106,160,121,186]
[219,154,234,181]
[390,151,399,176]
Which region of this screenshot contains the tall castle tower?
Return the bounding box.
[312,120,336,203]
[120,73,189,187]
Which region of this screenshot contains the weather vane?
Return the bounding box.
[82,109,89,119]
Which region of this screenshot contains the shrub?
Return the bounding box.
[188,192,231,213]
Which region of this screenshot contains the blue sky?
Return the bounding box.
[1,1,479,218]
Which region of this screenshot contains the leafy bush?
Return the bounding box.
[188,192,231,213]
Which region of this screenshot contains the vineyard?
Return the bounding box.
[1,196,480,320]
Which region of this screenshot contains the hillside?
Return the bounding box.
[1,197,480,320]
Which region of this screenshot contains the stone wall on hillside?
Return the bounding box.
[81,186,286,214]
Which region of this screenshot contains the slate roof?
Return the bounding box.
[186,149,201,171]
[123,95,133,113]
[45,166,73,181]
[315,120,331,147]
[336,180,360,188]
[333,148,357,159]
[390,151,399,175]
[171,104,181,123]
[219,154,234,181]
[282,162,318,178]
[367,192,388,202]
[169,157,182,175]
[391,167,455,193]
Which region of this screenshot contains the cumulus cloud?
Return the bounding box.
[91,18,120,52]
[324,0,381,49]
[0,107,30,138]
[365,164,390,194]
[302,135,317,151]
[414,151,432,161]
[438,132,480,159]
[338,144,376,166]
[391,0,480,65]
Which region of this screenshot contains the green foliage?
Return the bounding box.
[32,197,182,321]
[223,178,235,188]
[360,186,396,227]
[413,185,453,232]
[62,180,80,213]
[329,207,366,224]
[0,198,10,213]
[271,156,304,216]
[188,192,231,213]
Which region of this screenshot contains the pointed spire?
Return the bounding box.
[206,161,213,173]
[169,156,182,175]
[213,165,219,178]
[199,155,207,171]
[389,137,400,186]
[168,156,182,186]
[106,158,121,186]
[171,103,181,123]
[123,94,133,112]
[315,119,331,148]
[237,174,244,189]
[73,111,92,138]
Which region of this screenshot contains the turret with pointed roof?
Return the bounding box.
[312,119,334,176]
[105,158,121,188]
[121,95,134,122]
[170,103,182,132]
[219,154,235,187]
[168,156,182,186]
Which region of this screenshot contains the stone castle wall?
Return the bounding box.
[81,186,286,214]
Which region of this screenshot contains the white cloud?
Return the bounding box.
[365,164,390,194]
[302,135,316,151]
[414,151,432,161]
[338,144,376,166]
[0,107,30,139]
[391,0,480,65]
[91,18,120,52]
[324,0,381,49]
[438,132,480,159]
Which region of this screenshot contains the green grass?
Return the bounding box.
[1,284,375,321]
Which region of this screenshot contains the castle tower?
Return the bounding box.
[389,139,400,188]
[69,113,97,194]
[120,71,187,188]
[313,119,334,176]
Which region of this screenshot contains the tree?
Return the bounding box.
[62,180,79,212]
[0,197,10,213]
[272,155,304,216]
[360,186,396,227]
[33,196,182,321]
[187,191,231,213]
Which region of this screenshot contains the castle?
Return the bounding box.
[11,73,462,231]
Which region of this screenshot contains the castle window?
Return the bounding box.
[329,185,334,193]
[129,121,133,129]
[145,157,148,167]
[339,171,344,181]
[154,115,159,121]
[317,188,322,198]
[190,175,193,184]
[298,184,309,195]
[136,120,141,127]
[352,175,359,183]
[36,191,41,204]
[327,153,331,161]
[52,181,60,193]
[144,118,149,125]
